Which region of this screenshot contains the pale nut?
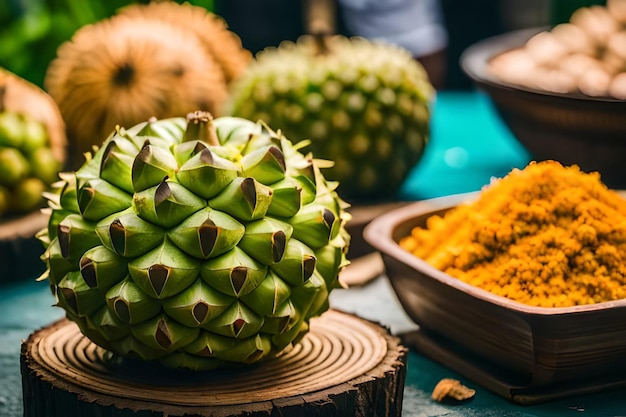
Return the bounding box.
[431,378,476,403]
[531,68,577,94]
[578,66,612,97]
[609,72,626,99]
[607,0,626,23]
[488,48,537,85]
[525,31,569,66]
[551,23,596,56]
[570,5,620,46]
[606,31,626,64]
[559,54,602,80]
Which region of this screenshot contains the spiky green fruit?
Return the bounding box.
[225,35,435,202]
[0,111,64,217]
[39,112,350,371]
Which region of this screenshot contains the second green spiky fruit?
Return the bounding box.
[226,35,435,201]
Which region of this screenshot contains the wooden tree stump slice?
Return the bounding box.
[21,309,408,417]
[0,210,48,284]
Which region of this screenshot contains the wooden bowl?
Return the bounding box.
[461,28,626,188]
[364,192,626,394]
[0,211,48,284]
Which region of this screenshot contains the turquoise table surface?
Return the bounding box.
[4,91,626,417]
[400,90,531,200]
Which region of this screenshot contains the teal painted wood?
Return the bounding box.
[0,280,64,417]
[400,91,531,201]
[6,276,626,417]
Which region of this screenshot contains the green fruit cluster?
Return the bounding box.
[0,112,62,217]
[226,35,435,202]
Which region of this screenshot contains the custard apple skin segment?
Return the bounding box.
[39,112,351,371]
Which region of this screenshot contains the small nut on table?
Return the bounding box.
[431,378,476,403]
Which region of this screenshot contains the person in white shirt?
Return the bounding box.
[337,0,449,88]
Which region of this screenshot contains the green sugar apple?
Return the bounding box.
[38,112,350,370]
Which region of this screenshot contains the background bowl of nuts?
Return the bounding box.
[461,2,626,188]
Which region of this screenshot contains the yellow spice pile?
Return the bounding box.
[399,161,626,307]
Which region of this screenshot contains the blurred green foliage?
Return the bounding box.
[0,0,214,88]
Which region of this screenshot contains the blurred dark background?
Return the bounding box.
[213,0,605,90]
[0,0,606,90]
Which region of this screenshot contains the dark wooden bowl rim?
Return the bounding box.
[460,27,626,105]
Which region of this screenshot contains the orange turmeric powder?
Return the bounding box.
[399,161,626,308]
